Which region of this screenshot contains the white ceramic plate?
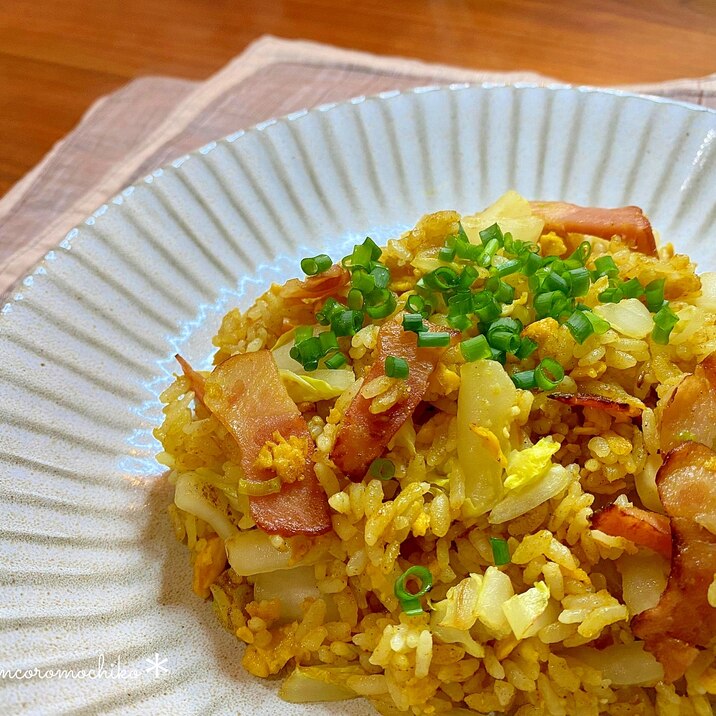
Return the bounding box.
[1,85,714,716]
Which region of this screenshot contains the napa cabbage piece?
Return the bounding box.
[489,464,572,525]
[430,576,486,658]
[254,566,340,622]
[272,328,355,402]
[279,665,360,703]
[696,272,716,311]
[458,360,518,515]
[617,550,668,615]
[225,529,294,575]
[475,566,514,639]
[569,642,664,686]
[461,190,545,246]
[174,472,238,541]
[594,298,653,339]
[504,437,560,491]
[501,581,551,640]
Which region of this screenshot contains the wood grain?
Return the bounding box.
[1,0,714,196]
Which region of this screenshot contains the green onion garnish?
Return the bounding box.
[568,241,592,267]
[325,352,347,369]
[478,238,501,268]
[370,264,391,290]
[472,291,502,323]
[621,277,644,298]
[593,255,619,279]
[522,251,543,276]
[496,258,523,278]
[490,537,511,566]
[351,269,375,294]
[564,310,595,344]
[652,303,679,344]
[599,284,624,303]
[645,278,666,313]
[332,309,364,336]
[534,290,572,320]
[488,330,521,353]
[406,294,429,317]
[511,369,537,389]
[515,337,538,360]
[369,458,395,481]
[294,325,313,344]
[347,288,364,309]
[544,271,569,294]
[447,314,472,331]
[490,347,507,364]
[426,266,461,292]
[300,254,332,276]
[364,290,397,319]
[417,331,451,348]
[318,331,339,354]
[479,223,504,246]
[403,313,426,333]
[394,565,433,615]
[438,246,456,262]
[583,309,610,335]
[535,357,565,390]
[385,355,409,379]
[460,335,491,362]
[458,265,479,290]
[566,267,591,297]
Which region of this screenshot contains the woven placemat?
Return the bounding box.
[1,35,714,298]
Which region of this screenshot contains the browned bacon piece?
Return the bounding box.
[549,392,642,418]
[632,442,716,682]
[278,264,350,302]
[592,503,672,560]
[530,201,657,256]
[660,353,716,453]
[331,317,455,480]
[203,350,332,537]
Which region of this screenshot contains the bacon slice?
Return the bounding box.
[660,353,716,453]
[331,317,454,480]
[530,201,657,256]
[203,351,331,537]
[592,503,672,560]
[278,264,350,303]
[549,392,642,418]
[632,442,716,682]
[176,354,206,403]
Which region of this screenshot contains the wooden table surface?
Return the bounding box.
[1,0,714,197]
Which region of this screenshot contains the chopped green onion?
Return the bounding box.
[324,352,347,369]
[438,246,456,262]
[593,255,619,279]
[351,269,375,293]
[426,266,461,291]
[447,314,472,331]
[406,294,430,318]
[454,239,483,262]
[621,277,644,299]
[238,476,282,496]
[403,313,426,333]
[599,285,624,303]
[460,335,491,362]
[478,238,501,268]
[496,258,523,277]
[318,331,339,354]
[332,309,364,336]
[316,297,341,325]
[645,278,666,313]
[347,288,364,309]
[456,222,470,243]
[489,317,523,335]
[583,309,611,335]
[290,336,323,370]
[652,304,679,344]
[568,241,592,267]
[544,271,569,294]
[385,355,409,379]
[417,331,451,348]
[447,293,473,317]
[472,291,502,323]
[458,265,479,290]
[534,290,572,320]
[488,330,521,353]
[479,223,504,246]
[364,289,397,319]
[522,251,543,276]
[363,237,382,261]
[370,264,391,290]
[492,278,515,304]
[348,242,373,270]
[300,253,332,276]
[394,565,433,615]
[510,369,537,389]
[369,457,395,481]
[535,357,565,390]
[515,337,538,360]
[294,325,313,344]
[564,310,594,344]
[566,267,591,297]
[490,537,511,566]
[490,347,507,364]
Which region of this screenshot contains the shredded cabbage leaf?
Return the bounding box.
[501,581,551,639]
[279,369,355,403]
[504,436,560,491]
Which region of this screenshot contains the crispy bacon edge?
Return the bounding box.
[591,503,672,560]
[549,392,642,418]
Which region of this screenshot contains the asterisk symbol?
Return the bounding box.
[144,653,169,678]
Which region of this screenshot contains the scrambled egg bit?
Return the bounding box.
[254,431,309,484]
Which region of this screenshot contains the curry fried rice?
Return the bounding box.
[155,192,716,715]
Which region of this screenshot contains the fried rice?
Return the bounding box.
[155,191,716,715]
